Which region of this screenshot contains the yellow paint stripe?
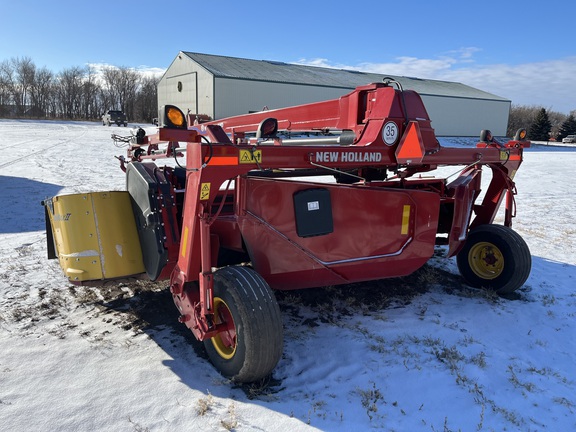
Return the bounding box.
[181,226,189,258]
[401,205,410,235]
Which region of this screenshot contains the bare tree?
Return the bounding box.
[30,67,54,117]
[134,75,158,122]
[547,110,566,139]
[81,65,102,119]
[508,105,538,137]
[56,66,85,119]
[100,65,121,111]
[0,59,20,115]
[118,66,141,119]
[9,57,37,116]
[0,60,12,115]
[101,65,141,119]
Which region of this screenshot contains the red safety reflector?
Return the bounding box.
[395,121,425,165]
[209,156,238,166]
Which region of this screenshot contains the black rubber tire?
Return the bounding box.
[203,266,283,383]
[457,224,531,294]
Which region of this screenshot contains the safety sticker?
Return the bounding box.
[200,183,211,200]
[239,149,262,164]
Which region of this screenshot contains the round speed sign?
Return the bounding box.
[382,121,399,146]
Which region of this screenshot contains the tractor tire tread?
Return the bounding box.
[457,224,531,294]
[205,266,283,383]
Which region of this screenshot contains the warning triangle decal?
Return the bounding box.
[395,121,425,165]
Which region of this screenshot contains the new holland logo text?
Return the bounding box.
[315,151,382,163]
[53,213,72,222]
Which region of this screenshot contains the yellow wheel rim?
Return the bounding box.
[468,241,504,280]
[210,297,237,360]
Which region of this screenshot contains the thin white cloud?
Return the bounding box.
[86,63,165,79]
[439,59,576,113]
[445,47,482,61]
[357,57,456,77]
[135,65,166,78]
[296,53,576,114]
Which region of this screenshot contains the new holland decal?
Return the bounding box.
[315,151,383,163]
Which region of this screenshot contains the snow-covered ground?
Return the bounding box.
[1,119,575,431]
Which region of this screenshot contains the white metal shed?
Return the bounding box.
[158,51,510,136]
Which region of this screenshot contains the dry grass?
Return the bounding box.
[195,392,214,416]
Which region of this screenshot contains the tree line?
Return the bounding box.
[0,56,159,123]
[508,105,576,142]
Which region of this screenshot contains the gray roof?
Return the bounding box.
[181,51,508,102]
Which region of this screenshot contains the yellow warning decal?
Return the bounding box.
[239,149,262,164]
[401,204,410,235]
[200,183,211,200]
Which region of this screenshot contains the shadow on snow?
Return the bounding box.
[0,175,62,234]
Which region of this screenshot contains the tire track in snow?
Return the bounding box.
[0,126,88,170]
[0,124,70,151]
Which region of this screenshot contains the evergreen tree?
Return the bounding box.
[528,108,552,141]
[557,114,576,141]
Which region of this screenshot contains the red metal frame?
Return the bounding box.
[122,82,529,340]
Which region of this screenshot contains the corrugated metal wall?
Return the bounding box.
[214,78,347,119]
[420,95,510,137]
[158,55,510,136]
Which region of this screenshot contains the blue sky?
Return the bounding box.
[2,0,575,113]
